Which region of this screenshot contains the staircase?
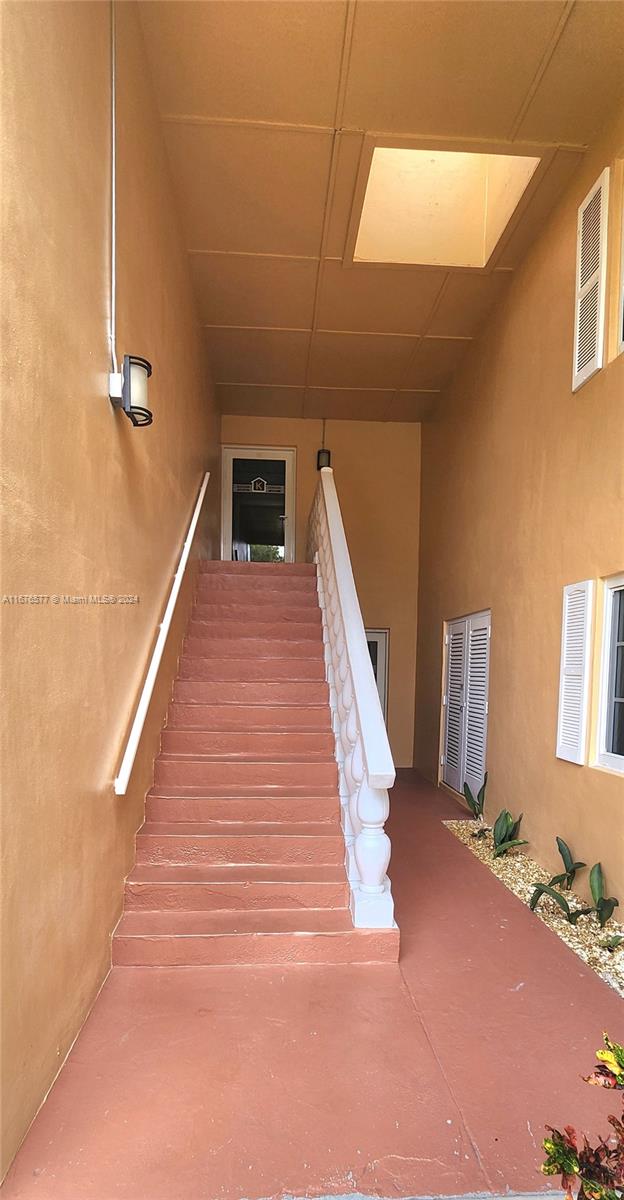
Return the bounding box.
[113,561,399,965]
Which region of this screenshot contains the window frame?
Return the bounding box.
[596,572,624,773]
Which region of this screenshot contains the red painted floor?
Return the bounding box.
[4,772,622,1199]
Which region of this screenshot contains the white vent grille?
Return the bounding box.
[445,628,465,772]
[556,580,594,763]
[573,169,609,391]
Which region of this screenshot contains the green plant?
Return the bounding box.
[463,772,487,819]
[590,864,620,929]
[550,837,586,890]
[529,883,593,925]
[542,1033,624,1199]
[492,808,528,857]
[463,773,490,836]
[529,836,591,922]
[601,935,624,954]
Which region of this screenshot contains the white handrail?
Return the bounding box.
[114,471,210,795]
[307,467,396,929]
[320,469,394,788]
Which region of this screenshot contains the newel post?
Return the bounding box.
[350,777,394,928]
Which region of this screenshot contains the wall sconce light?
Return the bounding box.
[109,354,153,427]
[317,418,331,470]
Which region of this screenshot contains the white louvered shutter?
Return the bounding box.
[463,611,491,799]
[443,621,466,793]
[572,168,610,391]
[556,581,594,763]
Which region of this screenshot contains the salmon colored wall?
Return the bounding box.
[415,108,624,898]
[1,1,219,1175]
[221,416,421,767]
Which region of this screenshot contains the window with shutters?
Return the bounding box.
[556,581,594,764]
[573,168,610,391]
[442,611,491,797]
[596,574,624,774]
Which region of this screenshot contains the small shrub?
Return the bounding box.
[464,773,490,836]
[601,935,624,954]
[529,883,593,925]
[492,808,528,857]
[550,837,586,890]
[541,1033,624,1199]
[590,864,620,929]
[463,772,487,819]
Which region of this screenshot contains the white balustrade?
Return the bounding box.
[307,468,396,929]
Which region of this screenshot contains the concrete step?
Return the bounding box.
[153,758,338,790]
[177,657,326,682]
[135,821,345,866]
[183,636,324,660]
[166,702,331,731]
[199,561,317,577]
[160,729,335,759]
[124,863,350,911]
[196,576,317,597]
[187,619,321,641]
[113,909,399,966]
[173,680,329,705]
[192,602,322,624]
[146,792,340,823]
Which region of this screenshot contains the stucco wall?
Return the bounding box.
[221,416,421,768]
[415,109,624,898]
[1,1,219,1174]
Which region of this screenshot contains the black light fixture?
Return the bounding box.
[109,354,153,427]
[317,418,331,470]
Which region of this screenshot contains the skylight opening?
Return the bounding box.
[354,147,541,269]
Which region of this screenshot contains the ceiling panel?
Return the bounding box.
[305,388,396,422]
[139,1,347,128]
[163,123,332,255]
[342,1,567,138]
[325,131,365,260]
[388,393,440,422]
[427,272,511,338]
[516,2,624,144]
[191,254,317,329]
[205,328,310,385]
[309,332,416,389]
[317,259,446,335]
[217,384,305,418]
[403,337,471,389]
[496,148,584,269]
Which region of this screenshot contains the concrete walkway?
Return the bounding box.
[3,773,621,1199]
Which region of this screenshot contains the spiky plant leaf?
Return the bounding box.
[596,897,619,928]
[590,863,605,907]
[493,809,512,848]
[531,883,572,916]
[476,772,488,814]
[492,837,529,858]
[556,836,574,874]
[567,907,594,925]
[509,812,524,841]
[463,782,478,818]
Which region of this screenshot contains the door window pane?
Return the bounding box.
[231,458,286,562]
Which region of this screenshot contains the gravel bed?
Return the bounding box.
[444,818,624,997]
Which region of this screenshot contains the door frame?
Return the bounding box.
[220,445,297,563]
[365,628,389,721]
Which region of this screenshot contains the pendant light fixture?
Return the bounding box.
[316,418,331,470]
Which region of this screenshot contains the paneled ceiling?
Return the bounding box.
[139,0,624,422]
